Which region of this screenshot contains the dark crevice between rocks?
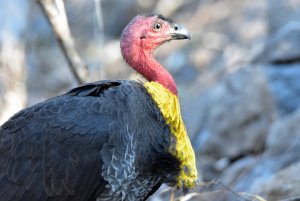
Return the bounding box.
[228,149,261,165]
[271,56,300,65]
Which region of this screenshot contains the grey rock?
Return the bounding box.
[165,51,198,85]
[190,68,274,180]
[266,0,300,34]
[252,22,300,64]
[99,0,150,37]
[263,64,300,115]
[196,68,273,157]
[259,162,300,200]
[266,108,300,155]
[220,109,300,197]
[220,155,257,188]
[220,150,300,194]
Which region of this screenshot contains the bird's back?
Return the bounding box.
[0,80,179,201]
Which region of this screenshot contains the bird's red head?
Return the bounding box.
[120,14,191,95]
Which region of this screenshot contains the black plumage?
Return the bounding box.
[0,80,180,201]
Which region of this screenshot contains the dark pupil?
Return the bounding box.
[155,23,161,29]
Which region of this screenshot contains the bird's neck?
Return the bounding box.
[121,43,177,95]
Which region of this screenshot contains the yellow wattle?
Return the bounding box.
[144,81,198,188]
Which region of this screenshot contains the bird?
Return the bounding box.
[0,14,197,201]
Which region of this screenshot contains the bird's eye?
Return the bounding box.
[153,22,162,31]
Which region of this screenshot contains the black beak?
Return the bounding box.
[169,24,191,40]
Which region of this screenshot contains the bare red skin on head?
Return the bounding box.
[120,15,177,95]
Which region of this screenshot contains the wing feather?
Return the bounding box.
[0,80,178,201]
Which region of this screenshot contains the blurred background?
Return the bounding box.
[1,0,300,200]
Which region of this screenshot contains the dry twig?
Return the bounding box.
[37,0,88,84]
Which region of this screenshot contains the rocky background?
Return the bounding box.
[1,0,300,200]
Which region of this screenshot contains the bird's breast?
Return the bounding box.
[143,82,198,189]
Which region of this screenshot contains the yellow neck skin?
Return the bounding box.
[144,82,197,188]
